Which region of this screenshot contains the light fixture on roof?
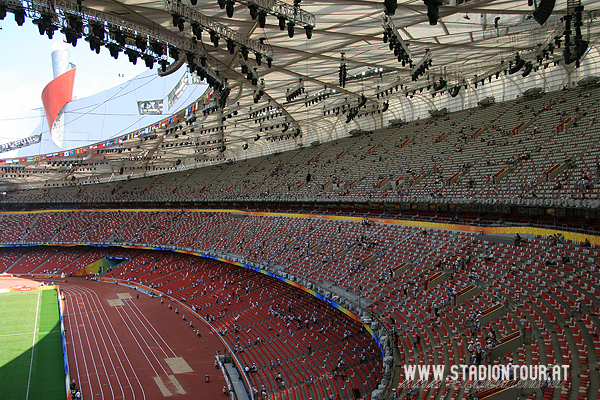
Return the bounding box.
[424,0,443,25]
[384,0,397,15]
[125,49,139,65]
[304,87,336,106]
[210,30,220,48]
[346,108,358,123]
[248,3,259,19]
[110,26,126,46]
[253,79,265,103]
[339,53,347,88]
[305,25,313,39]
[238,53,261,85]
[286,79,304,102]
[33,14,57,39]
[411,49,431,81]
[135,35,147,52]
[13,7,25,26]
[238,0,315,39]
[382,14,412,68]
[166,0,274,64]
[150,40,165,57]
[172,13,185,31]
[169,45,180,61]
[106,43,120,59]
[226,38,236,54]
[463,14,470,20]
[62,14,83,46]
[225,0,235,18]
[258,10,267,28]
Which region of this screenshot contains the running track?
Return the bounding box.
[59,278,227,399]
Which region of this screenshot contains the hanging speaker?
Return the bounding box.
[522,62,533,77]
[509,58,526,74]
[532,0,555,26]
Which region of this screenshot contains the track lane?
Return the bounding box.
[63,283,145,400]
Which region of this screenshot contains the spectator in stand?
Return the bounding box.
[413,334,421,348]
[514,233,522,247]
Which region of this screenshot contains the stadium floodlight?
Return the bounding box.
[424,0,443,25]
[286,79,305,102]
[384,0,397,15]
[144,55,155,69]
[304,25,313,39]
[135,35,147,52]
[238,53,261,86]
[164,0,273,60]
[106,43,120,59]
[248,3,258,19]
[191,22,202,40]
[85,34,102,53]
[236,0,315,37]
[339,53,347,88]
[253,79,265,103]
[13,7,25,26]
[257,10,267,28]
[61,14,83,46]
[33,14,58,39]
[169,45,180,61]
[110,26,126,46]
[225,0,235,18]
[382,14,413,68]
[125,48,139,65]
[150,40,165,57]
[410,49,431,81]
[0,0,234,80]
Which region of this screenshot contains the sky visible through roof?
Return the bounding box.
[0,17,147,145]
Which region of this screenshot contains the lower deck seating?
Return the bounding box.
[0,209,599,399]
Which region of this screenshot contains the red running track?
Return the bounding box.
[58,278,228,400]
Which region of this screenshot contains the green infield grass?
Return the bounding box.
[0,289,66,400]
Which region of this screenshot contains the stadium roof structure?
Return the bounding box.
[3,0,600,188]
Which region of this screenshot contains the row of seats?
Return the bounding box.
[1,244,383,400]
[2,86,600,207]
